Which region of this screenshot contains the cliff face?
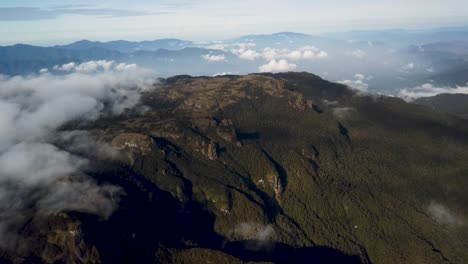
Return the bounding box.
[3,72,468,264]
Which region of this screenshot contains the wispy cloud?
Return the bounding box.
[201,54,227,62]
[427,201,463,226]
[350,49,367,58]
[339,73,370,92]
[0,6,151,21]
[0,61,155,247]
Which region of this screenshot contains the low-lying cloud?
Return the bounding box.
[339,73,370,92]
[259,59,297,72]
[231,46,329,62]
[427,201,463,226]
[398,83,468,101]
[262,46,328,61]
[202,54,227,62]
[0,61,155,248]
[350,49,367,58]
[332,107,356,119]
[0,7,150,21]
[51,60,136,73]
[233,49,261,60]
[230,222,276,250]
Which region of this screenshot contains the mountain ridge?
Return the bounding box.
[2,72,467,264]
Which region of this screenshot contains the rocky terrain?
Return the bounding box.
[1,72,468,264]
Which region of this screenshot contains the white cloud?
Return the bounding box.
[207,42,256,53]
[233,42,256,49]
[233,45,328,61]
[258,59,297,72]
[207,43,226,50]
[427,201,463,226]
[230,222,276,250]
[233,49,261,60]
[261,46,328,61]
[74,60,114,73]
[39,68,48,74]
[213,72,234,76]
[322,99,339,106]
[350,49,367,58]
[54,62,76,71]
[339,74,369,92]
[0,62,155,245]
[333,107,355,119]
[316,51,329,59]
[402,62,415,71]
[52,60,137,73]
[0,142,87,185]
[116,63,137,71]
[201,54,226,62]
[355,73,365,80]
[398,83,468,101]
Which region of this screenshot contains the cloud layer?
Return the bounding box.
[399,83,468,101]
[339,73,370,92]
[231,45,329,62]
[202,54,227,62]
[0,7,149,21]
[0,61,155,247]
[259,59,297,72]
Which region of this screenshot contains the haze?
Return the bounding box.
[1,0,468,45]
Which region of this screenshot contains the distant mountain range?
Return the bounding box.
[55,38,195,53]
[1,29,468,91]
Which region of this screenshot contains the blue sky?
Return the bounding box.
[1,0,467,45]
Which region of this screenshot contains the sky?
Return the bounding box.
[1,0,468,45]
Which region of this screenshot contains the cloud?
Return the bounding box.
[259,59,297,72]
[207,42,256,53]
[233,42,256,49]
[38,180,122,219]
[51,60,136,73]
[201,54,227,62]
[0,7,150,21]
[427,201,463,226]
[115,63,137,71]
[230,222,276,250]
[233,49,261,60]
[207,44,227,50]
[53,62,76,71]
[322,99,339,106]
[0,143,87,186]
[402,62,415,71]
[338,73,369,92]
[232,46,328,61]
[261,46,328,61]
[213,72,235,76]
[350,49,367,58]
[398,83,468,101]
[333,107,356,119]
[0,61,155,247]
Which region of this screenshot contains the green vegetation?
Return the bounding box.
[2,72,468,264]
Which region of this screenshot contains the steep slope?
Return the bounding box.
[2,73,468,264]
[414,93,468,119]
